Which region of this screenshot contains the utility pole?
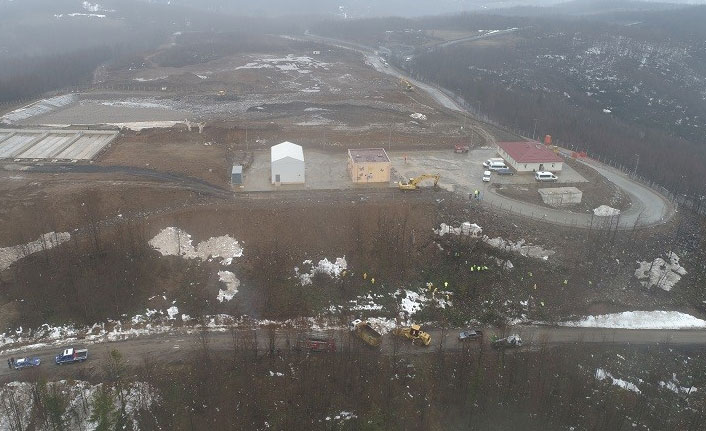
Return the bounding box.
[532,119,539,141]
[634,153,639,176]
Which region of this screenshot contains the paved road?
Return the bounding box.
[3,325,705,379]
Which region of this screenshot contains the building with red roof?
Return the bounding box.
[496,141,564,172]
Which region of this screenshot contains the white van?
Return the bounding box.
[488,160,507,171]
[482,158,504,168]
[535,171,558,182]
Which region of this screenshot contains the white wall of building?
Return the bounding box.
[271,157,305,184]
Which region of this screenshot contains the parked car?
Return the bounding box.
[11,357,41,370]
[482,170,491,182]
[495,167,514,175]
[458,329,483,341]
[487,161,508,171]
[492,334,523,348]
[534,171,558,182]
[482,158,504,168]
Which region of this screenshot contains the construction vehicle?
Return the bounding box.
[393,324,431,346]
[454,144,470,153]
[350,319,383,347]
[398,174,440,191]
[400,78,414,91]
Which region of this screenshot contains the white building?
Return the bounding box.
[271,141,305,184]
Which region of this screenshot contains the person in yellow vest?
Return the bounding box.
[363,272,367,280]
[371,278,375,285]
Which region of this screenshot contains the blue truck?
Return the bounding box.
[11,357,41,370]
[55,347,88,365]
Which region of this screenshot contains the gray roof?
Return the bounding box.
[231,165,242,174]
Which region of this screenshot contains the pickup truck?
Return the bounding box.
[350,319,383,347]
[55,347,88,365]
[12,357,41,370]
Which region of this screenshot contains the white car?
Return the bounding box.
[482,170,491,182]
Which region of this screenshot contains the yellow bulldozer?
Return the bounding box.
[398,173,440,191]
[393,324,432,346]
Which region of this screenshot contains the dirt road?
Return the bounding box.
[3,325,705,379]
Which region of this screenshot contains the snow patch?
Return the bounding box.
[166,306,179,319]
[562,311,706,329]
[410,113,427,121]
[107,121,186,131]
[635,252,686,291]
[295,257,347,286]
[0,232,71,272]
[1,94,77,124]
[593,205,620,217]
[217,270,240,302]
[595,368,641,393]
[149,227,243,265]
[659,374,698,395]
[435,222,554,260]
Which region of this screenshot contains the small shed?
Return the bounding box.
[538,187,582,207]
[348,148,391,183]
[231,165,243,186]
[271,141,305,184]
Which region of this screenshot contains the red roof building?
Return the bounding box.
[496,141,564,172]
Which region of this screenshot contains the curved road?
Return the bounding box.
[3,325,706,379]
[305,32,674,229]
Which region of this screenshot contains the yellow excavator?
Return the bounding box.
[393,324,432,346]
[398,174,440,191]
[400,78,414,91]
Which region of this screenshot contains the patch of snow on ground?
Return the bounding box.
[166,306,179,319]
[435,222,482,237]
[593,205,620,217]
[217,270,240,302]
[295,257,347,285]
[410,113,427,121]
[133,76,168,82]
[0,232,71,272]
[562,311,706,329]
[149,227,243,265]
[595,368,640,393]
[434,222,554,260]
[107,121,186,131]
[635,252,686,291]
[1,94,77,124]
[235,54,329,72]
[397,289,451,315]
[325,411,357,421]
[659,374,698,395]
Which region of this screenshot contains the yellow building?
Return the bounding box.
[348,148,391,183]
